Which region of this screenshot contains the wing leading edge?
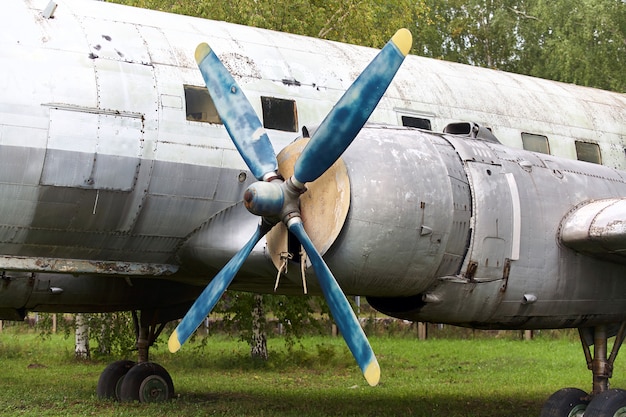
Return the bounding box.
[560,198,626,264]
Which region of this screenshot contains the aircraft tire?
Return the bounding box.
[584,389,626,417]
[119,362,174,403]
[96,360,136,400]
[539,387,589,417]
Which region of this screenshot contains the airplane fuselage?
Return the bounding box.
[1,0,626,331]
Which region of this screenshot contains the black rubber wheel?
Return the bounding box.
[119,362,174,403]
[96,360,136,400]
[539,387,589,417]
[585,389,626,417]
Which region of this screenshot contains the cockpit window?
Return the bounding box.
[184,85,222,124]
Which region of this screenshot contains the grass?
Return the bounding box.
[0,328,620,416]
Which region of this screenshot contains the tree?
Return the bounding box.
[216,291,328,359]
[250,294,268,361]
[413,0,521,69]
[108,0,430,49]
[109,0,624,92]
[74,313,90,359]
[514,0,625,92]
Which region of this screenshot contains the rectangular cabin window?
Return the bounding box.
[575,141,602,164]
[184,85,222,124]
[261,96,298,132]
[521,132,550,154]
[401,116,432,130]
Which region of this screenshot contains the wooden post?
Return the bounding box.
[417,322,428,340]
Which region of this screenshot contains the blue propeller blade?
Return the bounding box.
[294,28,411,184]
[169,223,268,353]
[288,220,380,386]
[195,43,278,181]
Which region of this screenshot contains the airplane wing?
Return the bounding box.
[560,198,626,264]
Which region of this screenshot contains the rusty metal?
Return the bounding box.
[500,258,511,292]
[592,325,611,395]
[0,255,178,276]
[464,261,478,281]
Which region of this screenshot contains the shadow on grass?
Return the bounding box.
[176,389,545,417]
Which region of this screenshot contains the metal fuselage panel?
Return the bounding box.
[0,0,255,267]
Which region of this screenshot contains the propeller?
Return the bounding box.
[193,43,277,181]
[169,29,412,387]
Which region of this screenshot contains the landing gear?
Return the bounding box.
[540,388,589,417]
[119,362,174,402]
[96,359,136,400]
[97,310,175,402]
[540,323,626,416]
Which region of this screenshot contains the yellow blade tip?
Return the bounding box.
[195,42,211,64]
[364,360,381,387]
[391,28,412,56]
[168,330,181,353]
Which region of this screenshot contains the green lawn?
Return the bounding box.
[0,329,616,416]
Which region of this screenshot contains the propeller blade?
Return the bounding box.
[294,28,411,184]
[169,222,269,353]
[288,219,380,386]
[195,43,278,181]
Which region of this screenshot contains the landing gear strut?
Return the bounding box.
[97,310,174,402]
[540,323,626,416]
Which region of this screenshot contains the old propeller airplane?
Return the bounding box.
[1,0,626,414]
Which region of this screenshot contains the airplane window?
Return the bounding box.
[521,132,550,154]
[575,141,602,164]
[261,96,298,132]
[401,116,432,130]
[184,85,222,124]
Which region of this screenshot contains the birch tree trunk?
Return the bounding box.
[250,294,268,361]
[97,314,111,355]
[75,313,90,359]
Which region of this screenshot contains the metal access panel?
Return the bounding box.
[464,163,519,282]
[42,108,142,191]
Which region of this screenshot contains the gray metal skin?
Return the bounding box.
[361,127,626,330]
[1,0,626,333]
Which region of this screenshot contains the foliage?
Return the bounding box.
[108,0,431,49]
[108,0,625,92]
[36,312,136,358]
[413,0,521,69]
[514,0,626,92]
[215,291,329,354]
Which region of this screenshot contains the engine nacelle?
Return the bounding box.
[357,127,626,329]
[324,126,472,297]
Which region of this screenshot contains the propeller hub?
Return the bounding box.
[265,138,351,272]
[243,181,284,217]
